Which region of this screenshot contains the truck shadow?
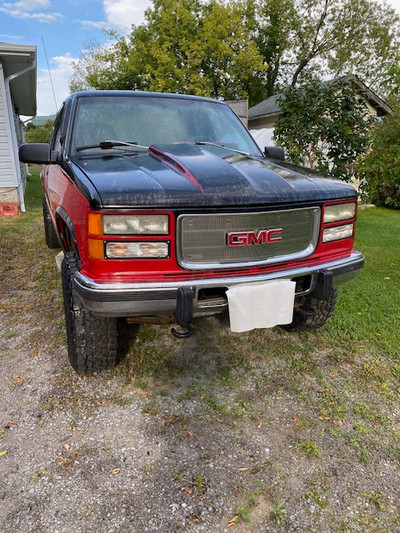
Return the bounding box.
[116,313,252,390]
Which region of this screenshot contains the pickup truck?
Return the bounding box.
[19,91,364,374]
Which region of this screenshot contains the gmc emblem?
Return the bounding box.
[227,228,283,246]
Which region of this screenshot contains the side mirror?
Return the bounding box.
[264,146,285,161]
[19,143,58,164]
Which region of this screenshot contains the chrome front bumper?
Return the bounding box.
[74,251,364,317]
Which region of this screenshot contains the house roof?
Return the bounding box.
[339,75,392,117]
[248,95,280,120]
[248,75,392,121]
[0,43,37,116]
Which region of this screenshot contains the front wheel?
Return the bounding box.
[61,253,118,373]
[281,287,338,332]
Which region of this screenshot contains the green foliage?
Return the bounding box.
[233,505,251,524]
[382,65,400,100]
[248,0,296,101]
[269,500,287,525]
[274,80,374,181]
[72,0,266,103]
[285,0,400,93]
[295,439,321,457]
[358,103,400,208]
[70,0,400,104]
[25,120,54,144]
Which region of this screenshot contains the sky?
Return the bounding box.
[0,0,151,115]
[0,0,399,117]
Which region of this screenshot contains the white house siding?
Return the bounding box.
[0,66,18,203]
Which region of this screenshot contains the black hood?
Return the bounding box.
[70,143,357,209]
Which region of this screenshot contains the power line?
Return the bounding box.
[41,36,58,113]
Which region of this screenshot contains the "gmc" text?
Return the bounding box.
[227,228,283,246]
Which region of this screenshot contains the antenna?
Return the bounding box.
[41,36,58,112]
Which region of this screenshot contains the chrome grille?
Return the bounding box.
[177,208,321,270]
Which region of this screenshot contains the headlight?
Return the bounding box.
[106,241,169,258]
[324,203,356,223]
[322,224,354,243]
[103,214,169,235]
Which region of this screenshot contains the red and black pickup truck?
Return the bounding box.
[20,91,364,374]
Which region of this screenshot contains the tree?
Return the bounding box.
[70,39,112,93]
[70,0,400,104]
[25,120,55,143]
[358,103,400,208]
[273,80,374,181]
[252,0,400,98]
[381,65,400,101]
[249,0,296,102]
[71,0,266,102]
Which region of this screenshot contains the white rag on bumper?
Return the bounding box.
[226,280,296,333]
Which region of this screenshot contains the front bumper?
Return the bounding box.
[73,251,364,318]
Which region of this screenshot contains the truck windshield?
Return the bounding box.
[72,95,261,156]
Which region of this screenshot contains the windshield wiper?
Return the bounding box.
[76,140,149,152]
[194,141,251,156]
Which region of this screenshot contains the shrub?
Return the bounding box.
[358,102,400,208]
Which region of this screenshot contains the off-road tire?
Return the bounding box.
[62,252,118,373]
[42,196,60,249]
[281,287,338,332]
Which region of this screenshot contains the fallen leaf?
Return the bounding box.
[57,457,72,468]
[228,516,239,527]
[292,413,298,422]
[63,443,70,451]
[11,375,25,386]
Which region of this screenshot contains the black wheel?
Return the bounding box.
[281,287,338,332]
[42,196,60,249]
[61,252,118,373]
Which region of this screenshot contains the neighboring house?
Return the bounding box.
[225,99,248,127]
[0,43,37,214]
[248,75,392,151]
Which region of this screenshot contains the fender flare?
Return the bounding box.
[55,206,78,253]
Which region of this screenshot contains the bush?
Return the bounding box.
[358,102,400,208]
[25,119,54,144]
[274,80,373,182]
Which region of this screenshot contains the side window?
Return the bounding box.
[51,104,66,151]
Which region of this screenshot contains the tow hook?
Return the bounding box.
[171,324,193,338]
[171,287,194,339]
